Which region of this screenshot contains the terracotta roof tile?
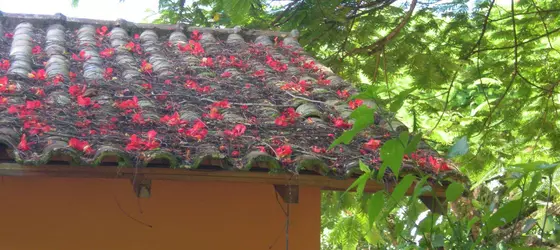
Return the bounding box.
[0,12,465,182]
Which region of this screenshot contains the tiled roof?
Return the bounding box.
[0,12,465,183]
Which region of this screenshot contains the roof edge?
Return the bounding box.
[0,11,292,37]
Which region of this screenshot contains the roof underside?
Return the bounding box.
[0,12,466,184]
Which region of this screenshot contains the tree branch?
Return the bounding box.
[347,0,418,55]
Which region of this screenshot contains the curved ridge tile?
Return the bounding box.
[77,25,104,81]
[140,30,173,77]
[109,27,140,80]
[8,22,34,78]
[45,24,69,78]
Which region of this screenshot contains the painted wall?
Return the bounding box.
[0,176,320,250]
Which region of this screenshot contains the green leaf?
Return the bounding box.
[404,132,423,155]
[413,175,431,198]
[391,174,416,203]
[509,161,549,173]
[445,182,465,202]
[345,173,369,194]
[367,192,386,228]
[447,136,469,158]
[485,199,523,231]
[525,172,542,198]
[467,216,480,232]
[378,139,405,179]
[359,160,371,173]
[399,131,409,146]
[389,88,416,112]
[432,234,445,247]
[329,106,375,150]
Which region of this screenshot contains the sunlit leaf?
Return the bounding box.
[486,199,523,231]
[447,136,468,158]
[367,192,385,228]
[445,182,464,202]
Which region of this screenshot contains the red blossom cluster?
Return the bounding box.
[177,40,205,55]
[99,48,115,58]
[68,138,95,154]
[96,26,108,37]
[302,60,319,72]
[28,69,47,80]
[125,42,142,55]
[337,90,350,99]
[317,74,331,85]
[160,112,188,126]
[252,69,265,78]
[223,124,246,139]
[140,60,152,74]
[4,32,13,39]
[116,96,140,111]
[332,117,352,129]
[360,139,381,155]
[0,76,16,93]
[126,130,160,151]
[0,59,9,71]
[265,55,287,72]
[179,120,208,141]
[104,67,114,80]
[200,57,214,67]
[32,46,42,55]
[184,79,212,94]
[72,50,90,62]
[275,107,300,127]
[280,80,309,95]
[191,30,202,41]
[18,134,30,151]
[216,55,248,69]
[348,99,363,110]
[275,144,292,159]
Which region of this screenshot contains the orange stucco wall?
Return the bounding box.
[0,176,320,250]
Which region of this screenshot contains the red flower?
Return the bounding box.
[332,117,352,129]
[52,74,64,85]
[428,156,451,172]
[96,26,108,36]
[349,99,364,110]
[275,145,292,158]
[0,96,7,105]
[116,96,139,110]
[220,71,232,78]
[223,124,246,139]
[75,119,92,128]
[28,69,47,80]
[231,150,240,157]
[141,83,152,90]
[160,112,188,126]
[104,67,114,80]
[212,99,230,109]
[317,74,331,85]
[23,119,51,135]
[200,57,214,67]
[204,107,223,120]
[253,69,265,77]
[4,33,13,39]
[32,46,42,55]
[179,120,208,141]
[133,33,140,40]
[68,138,94,154]
[363,139,381,151]
[337,90,350,99]
[69,72,77,82]
[25,100,42,110]
[191,30,202,41]
[72,50,90,61]
[18,134,30,151]
[125,130,160,151]
[68,85,86,97]
[33,87,45,97]
[274,107,300,127]
[77,96,91,107]
[132,112,147,125]
[311,146,326,153]
[241,105,248,110]
[100,48,115,58]
[140,60,152,74]
[266,55,287,72]
[302,60,318,71]
[281,80,308,95]
[0,59,9,71]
